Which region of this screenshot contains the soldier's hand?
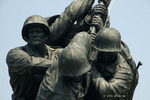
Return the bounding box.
[92,3,107,16]
[91,15,103,32]
[100,0,111,8]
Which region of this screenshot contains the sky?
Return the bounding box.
[0,0,150,100]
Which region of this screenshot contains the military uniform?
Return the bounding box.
[84,27,138,100]
[85,54,135,100]
[47,76,86,100]
[6,44,62,100]
[37,31,92,100]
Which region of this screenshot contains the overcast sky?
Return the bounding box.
[0,0,150,100]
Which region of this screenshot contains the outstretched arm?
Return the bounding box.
[47,0,95,45]
[6,47,52,75]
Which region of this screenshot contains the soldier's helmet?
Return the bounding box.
[59,46,91,77]
[93,27,121,52]
[22,15,50,42]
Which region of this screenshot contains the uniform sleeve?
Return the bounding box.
[6,47,52,75]
[48,0,95,44]
[92,61,134,99]
[36,60,59,100]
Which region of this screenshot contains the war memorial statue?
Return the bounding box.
[6,0,141,100]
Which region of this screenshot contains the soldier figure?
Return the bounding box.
[84,27,139,100]
[6,15,62,100]
[47,32,92,100]
[6,0,139,99]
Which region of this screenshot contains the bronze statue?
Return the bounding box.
[84,27,139,100]
[37,0,139,100]
[47,32,92,100]
[6,0,96,99]
[6,0,140,99]
[6,15,62,100]
[38,28,139,100]
[36,3,105,99]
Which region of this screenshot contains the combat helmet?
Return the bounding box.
[93,27,121,52]
[58,32,92,77]
[59,46,91,77]
[22,15,50,42]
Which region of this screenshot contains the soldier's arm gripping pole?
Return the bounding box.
[90,0,112,33]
